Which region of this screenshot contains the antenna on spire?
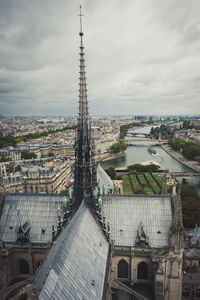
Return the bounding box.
[78,5,84,36]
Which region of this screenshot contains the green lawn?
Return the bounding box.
[152,174,163,188]
[144,187,154,195]
[122,173,162,195]
[137,174,147,186]
[145,174,160,194]
[130,174,142,193]
[122,175,133,195]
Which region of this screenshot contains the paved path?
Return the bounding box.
[161,144,200,172]
[152,172,200,177]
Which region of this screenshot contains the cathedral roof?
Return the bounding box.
[184,248,200,258]
[0,193,63,243]
[33,200,109,300]
[186,226,200,244]
[97,163,114,193]
[103,195,173,248]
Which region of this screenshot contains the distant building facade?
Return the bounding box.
[1,157,71,194]
[190,119,200,128]
[0,149,21,161]
[174,129,200,145]
[167,121,184,134]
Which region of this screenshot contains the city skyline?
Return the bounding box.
[0,0,199,116]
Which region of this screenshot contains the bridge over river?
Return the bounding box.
[126,132,152,138]
[126,139,159,144]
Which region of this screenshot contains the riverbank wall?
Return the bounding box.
[96,151,126,163]
[160,144,200,173]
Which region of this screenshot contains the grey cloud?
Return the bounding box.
[0,0,199,116]
[184,21,200,42]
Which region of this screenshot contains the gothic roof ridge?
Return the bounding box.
[33,200,109,299]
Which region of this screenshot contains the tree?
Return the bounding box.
[48,153,54,157]
[182,144,200,160]
[105,167,116,179]
[119,140,127,151]
[183,120,192,129]
[0,156,10,162]
[127,163,159,172]
[119,122,141,139]
[181,184,200,228]
[169,139,200,162]
[21,151,37,160]
[110,140,127,154]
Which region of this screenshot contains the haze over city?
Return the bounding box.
[0,0,200,116]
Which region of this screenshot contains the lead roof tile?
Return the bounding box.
[103,195,173,248]
[34,201,109,300]
[0,193,64,243]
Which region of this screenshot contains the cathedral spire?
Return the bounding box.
[73,6,97,208]
[79,5,83,37]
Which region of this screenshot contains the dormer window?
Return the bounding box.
[17,221,30,243]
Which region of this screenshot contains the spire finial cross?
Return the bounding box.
[78,5,84,33]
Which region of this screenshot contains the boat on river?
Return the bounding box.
[148,147,156,154]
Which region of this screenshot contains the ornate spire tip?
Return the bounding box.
[78,5,84,36]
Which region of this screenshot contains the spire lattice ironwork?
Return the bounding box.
[74,6,97,207]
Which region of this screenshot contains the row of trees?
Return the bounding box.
[109,140,127,154]
[105,163,160,180]
[169,139,200,162]
[0,125,77,149]
[21,151,37,159]
[181,183,200,228]
[127,163,160,172]
[105,167,117,179]
[150,124,171,139]
[120,122,141,139]
[0,156,10,162]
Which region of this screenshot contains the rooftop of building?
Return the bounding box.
[186,226,200,245]
[33,200,109,300]
[103,194,173,248]
[0,193,65,243]
[184,248,200,258]
[97,163,114,194]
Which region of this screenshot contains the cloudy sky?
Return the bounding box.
[0,0,199,116]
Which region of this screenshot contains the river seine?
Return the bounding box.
[101,126,191,173]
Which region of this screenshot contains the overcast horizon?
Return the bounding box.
[0,0,200,116]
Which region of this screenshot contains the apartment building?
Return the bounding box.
[2,157,71,194]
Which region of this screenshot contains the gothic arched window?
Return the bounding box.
[117,259,128,278]
[137,262,148,280]
[19,259,29,274]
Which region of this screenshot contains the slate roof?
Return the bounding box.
[0,194,63,243]
[186,226,200,244]
[33,200,109,300]
[184,248,200,258]
[97,163,114,194]
[103,195,173,248]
